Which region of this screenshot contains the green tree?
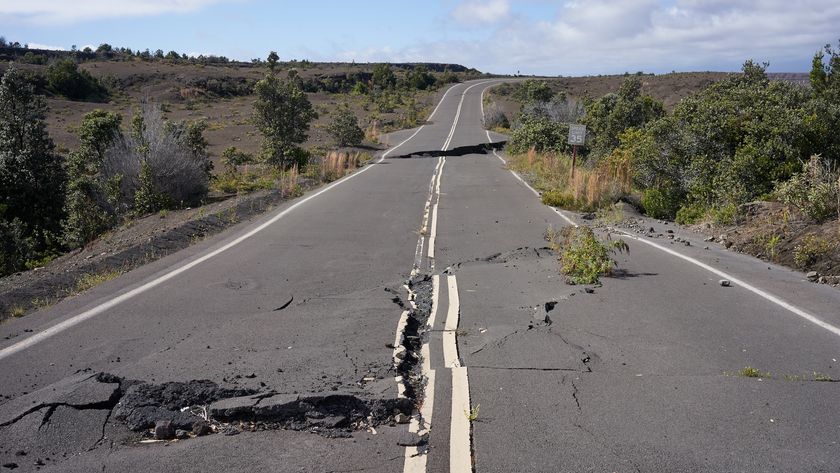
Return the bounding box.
[253,73,317,168]
[582,77,664,158]
[0,66,66,274]
[267,51,280,72]
[405,65,436,90]
[46,59,108,101]
[326,105,364,147]
[64,110,122,247]
[805,41,840,164]
[372,63,396,90]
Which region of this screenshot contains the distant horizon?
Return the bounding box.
[1,1,836,76]
[0,44,814,77]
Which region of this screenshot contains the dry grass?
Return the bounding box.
[8,305,25,318]
[312,151,367,183]
[509,147,631,211]
[73,269,123,295]
[365,120,381,143]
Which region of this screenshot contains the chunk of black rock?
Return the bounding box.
[154,420,175,440]
[192,420,212,437]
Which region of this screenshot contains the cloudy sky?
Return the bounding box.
[1,0,837,75]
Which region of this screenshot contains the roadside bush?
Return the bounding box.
[675,204,705,225]
[546,226,629,285]
[483,102,510,130]
[708,203,738,225]
[582,77,664,158]
[514,79,554,104]
[508,116,569,155]
[776,155,839,222]
[102,105,210,216]
[405,65,436,91]
[326,106,364,147]
[793,235,832,269]
[220,146,254,171]
[520,94,585,124]
[372,64,396,90]
[46,59,108,101]
[641,187,682,220]
[541,190,576,208]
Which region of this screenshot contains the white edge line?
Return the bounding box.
[493,141,835,339]
[489,140,578,228]
[616,230,840,337]
[1,81,466,362]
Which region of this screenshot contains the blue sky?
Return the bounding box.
[1,0,838,75]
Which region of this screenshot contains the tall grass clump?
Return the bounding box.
[508,147,631,211]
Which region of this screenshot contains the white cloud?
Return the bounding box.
[452,0,510,24]
[346,0,840,75]
[0,0,228,24]
[26,42,65,51]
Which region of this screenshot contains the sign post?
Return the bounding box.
[567,124,586,179]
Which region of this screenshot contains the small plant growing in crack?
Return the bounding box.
[813,372,833,382]
[465,404,480,422]
[737,366,770,378]
[545,225,629,284]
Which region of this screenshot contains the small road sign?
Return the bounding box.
[568,124,586,146]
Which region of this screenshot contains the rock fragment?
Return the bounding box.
[154,420,175,440]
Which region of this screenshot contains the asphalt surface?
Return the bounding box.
[2,79,840,472]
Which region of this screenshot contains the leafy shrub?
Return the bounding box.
[220,146,254,171]
[514,79,554,104]
[372,64,396,90]
[776,155,839,222]
[541,190,576,208]
[793,235,832,269]
[405,66,436,91]
[546,226,629,285]
[46,59,108,101]
[507,116,569,155]
[21,51,47,65]
[326,106,364,147]
[483,102,509,130]
[582,77,664,158]
[709,203,738,225]
[675,204,705,225]
[641,187,681,219]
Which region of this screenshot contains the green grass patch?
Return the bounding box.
[546,226,629,285]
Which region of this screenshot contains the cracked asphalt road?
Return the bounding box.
[3,79,840,472]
